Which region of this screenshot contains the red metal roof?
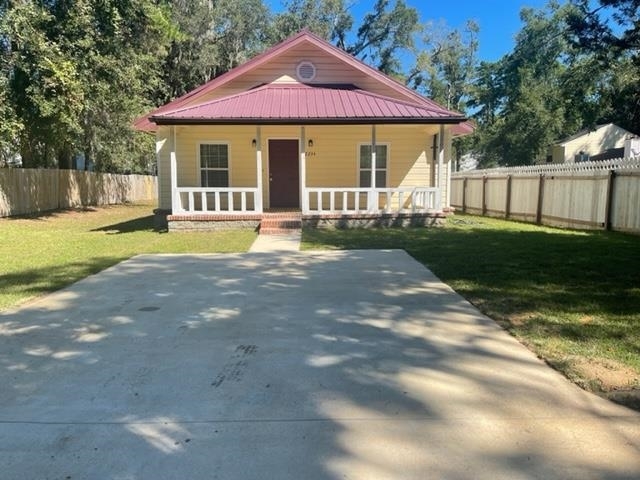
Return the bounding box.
[136,30,465,131]
[151,84,465,125]
[452,120,475,137]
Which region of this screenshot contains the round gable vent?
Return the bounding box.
[296,61,317,82]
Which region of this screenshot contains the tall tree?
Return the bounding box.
[566,0,640,133]
[567,0,639,55]
[161,0,270,103]
[406,20,479,167]
[470,3,575,166]
[407,20,479,112]
[269,0,352,43]
[0,1,23,166]
[0,0,173,171]
[348,0,419,76]
[1,2,83,168]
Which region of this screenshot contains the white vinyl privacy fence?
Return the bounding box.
[0,169,157,217]
[451,158,640,234]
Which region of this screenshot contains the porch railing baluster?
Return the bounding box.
[301,187,440,215]
[173,187,261,215]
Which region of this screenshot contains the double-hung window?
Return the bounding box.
[200,143,229,187]
[359,144,388,188]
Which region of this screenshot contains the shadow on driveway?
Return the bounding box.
[1,250,639,479]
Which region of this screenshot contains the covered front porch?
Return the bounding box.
[162,123,451,231]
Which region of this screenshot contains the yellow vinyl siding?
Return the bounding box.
[562,124,630,163]
[158,125,259,211]
[300,125,437,190]
[174,125,258,188]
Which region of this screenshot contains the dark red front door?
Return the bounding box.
[269,139,300,208]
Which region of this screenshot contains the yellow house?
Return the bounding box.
[545,123,637,164]
[136,31,468,231]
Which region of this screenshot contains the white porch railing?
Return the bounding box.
[303,187,441,214]
[174,187,262,214]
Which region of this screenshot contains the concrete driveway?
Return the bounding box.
[1,250,638,479]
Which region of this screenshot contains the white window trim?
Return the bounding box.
[197,141,232,187]
[357,142,390,188]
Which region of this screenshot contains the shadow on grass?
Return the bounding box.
[4,207,99,221]
[303,226,640,317]
[302,224,640,383]
[91,215,160,234]
[0,256,130,310]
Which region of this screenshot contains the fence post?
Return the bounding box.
[482,175,487,216]
[462,177,467,213]
[505,174,512,219]
[604,169,616,231]
[536,174,545,225]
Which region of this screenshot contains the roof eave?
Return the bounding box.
[150,116,467,126]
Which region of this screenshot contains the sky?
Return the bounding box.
[268,0,557,62]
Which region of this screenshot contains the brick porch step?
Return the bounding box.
[259,211,302,235]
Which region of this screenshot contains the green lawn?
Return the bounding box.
[0,204,256,311]
[3,205,638,407]
[302,215,640,407]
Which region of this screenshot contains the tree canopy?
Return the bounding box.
[469,0,639,167]
[0,0,637,171]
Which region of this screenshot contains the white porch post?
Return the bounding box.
[446,155,452,209]
[300,126,307,213]
[256,126,263,212]
[370,124,377,212]
[438,124,445,211]
[170,126,179,213]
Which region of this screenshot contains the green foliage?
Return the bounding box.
[567,0,640,56]
[566,0,640,134]
[2,2,83,167]
[408,20,479,112]
[470,0,640,166]
[269,0,352,43]
[160,0,270,102]
[0,34,22,165]
[349,0,419,76]
[0,0,172,171]
[471,4,573,166]
[3,0,636,171]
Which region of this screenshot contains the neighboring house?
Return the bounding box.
[457,153,479,172]
[544,123,637,164]
[136,30,469,231]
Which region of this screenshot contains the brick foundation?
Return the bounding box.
[165,211,447,231]
[302,212,446,229]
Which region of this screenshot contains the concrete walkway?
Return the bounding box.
[249,231,301,252]
[1,250,639,480]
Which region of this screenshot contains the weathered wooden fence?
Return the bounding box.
[451,158,640,234]
[0,169,157,217]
